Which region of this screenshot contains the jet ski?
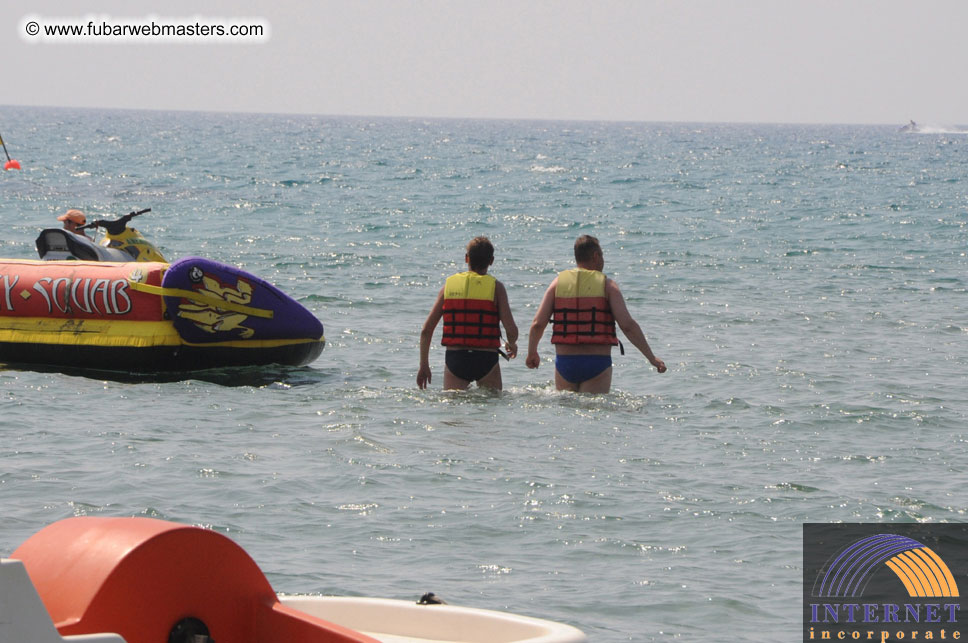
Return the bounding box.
[899,120,920,133]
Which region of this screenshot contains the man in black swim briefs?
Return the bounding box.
[526,235,666,393]
[417,237,519,391]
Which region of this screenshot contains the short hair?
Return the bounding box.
[466,236,494,271]
[574,235,602,264]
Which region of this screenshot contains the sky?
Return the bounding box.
[3,0,967,125]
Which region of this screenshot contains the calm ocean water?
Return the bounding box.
[1,107,966,641]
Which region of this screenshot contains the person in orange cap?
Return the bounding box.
[57,209,89,238]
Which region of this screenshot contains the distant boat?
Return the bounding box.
[899,120,920,133]
[897,120,968,135]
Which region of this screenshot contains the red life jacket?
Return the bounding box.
[551,269,618,346]
[441,271,501,349]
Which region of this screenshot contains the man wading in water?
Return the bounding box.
[418,236,519,391]
[526,235,666,393]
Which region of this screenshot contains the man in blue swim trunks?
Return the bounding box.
[526,235,666,393]
[417,237,519,390]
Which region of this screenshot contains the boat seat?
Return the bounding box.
[40,230,71,252]
[36,229,100,261]
[12,517,380,643]
[35,229,132,262]
[0,558,126,643]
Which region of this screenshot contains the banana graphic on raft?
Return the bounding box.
[176,273,256,338]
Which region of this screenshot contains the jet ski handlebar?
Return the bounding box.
[79,208,151,235]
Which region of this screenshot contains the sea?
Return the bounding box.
[1,106,966,641]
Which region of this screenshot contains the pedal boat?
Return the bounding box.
[1,516,587,643]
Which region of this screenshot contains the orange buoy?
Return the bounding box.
[1,130,19,170]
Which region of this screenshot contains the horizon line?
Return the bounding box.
[0,102,943,129]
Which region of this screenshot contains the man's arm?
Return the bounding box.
[606,279,666,373]
[526,280,557,369]
[495,281,518,358]
[417,289,445,388]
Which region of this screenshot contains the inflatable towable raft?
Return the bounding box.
[1,517,587,643]
[0,210,324,372]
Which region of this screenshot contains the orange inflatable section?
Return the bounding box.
[0,260,167,321]
[12,517,379,643]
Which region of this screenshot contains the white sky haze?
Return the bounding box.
[4,0,966,124]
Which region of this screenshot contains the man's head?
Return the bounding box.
[466,236,494,272]
[58,209,86,234]
[58,209,86,226]
[574,235,603,269]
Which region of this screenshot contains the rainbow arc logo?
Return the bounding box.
[815,533,960,599]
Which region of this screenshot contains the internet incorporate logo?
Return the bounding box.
[815,533,959,599]
[803,524,967,642]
